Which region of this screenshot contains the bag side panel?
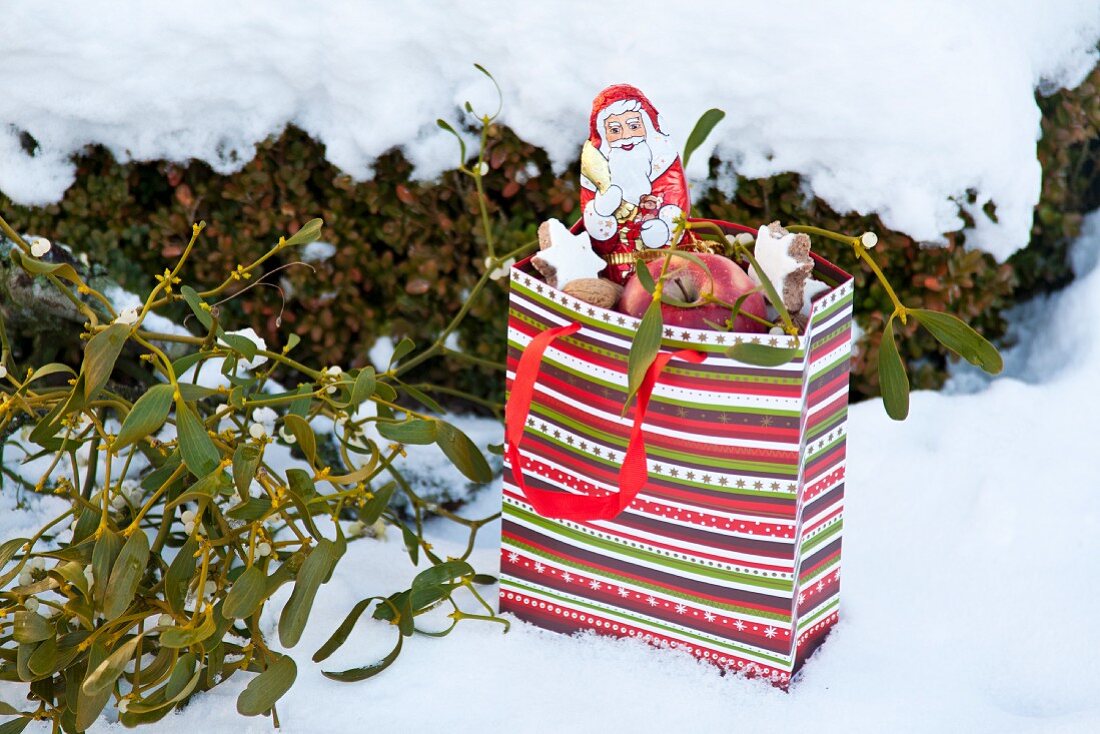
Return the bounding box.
[790,276,855,673]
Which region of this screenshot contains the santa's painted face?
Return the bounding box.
[604,111,646,150]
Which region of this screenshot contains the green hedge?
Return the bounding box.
[3,66,1098,408]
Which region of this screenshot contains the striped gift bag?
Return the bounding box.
[499,221,854,687]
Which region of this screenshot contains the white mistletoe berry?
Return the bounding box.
[487,257,515,281]
[0,365,7,379]
[248,422,268,440]
[861,232,879,248]
[203,580,216,597]
[322,365,343,394]
[17,570,32,586]
[180,509,196,524]
[476,161,489,176]
[278,425,297,444]
[256,541,272,557]
[183,521,195,535]
[29,237,51,257]
[114,306,141,326]
[24,597,40,613]
[251,406,277,427]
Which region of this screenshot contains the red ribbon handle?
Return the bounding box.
[505,321,706,521]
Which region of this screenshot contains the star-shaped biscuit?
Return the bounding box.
[532,218,607,290]
[749,221,815,313]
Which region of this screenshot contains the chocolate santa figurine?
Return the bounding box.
[579,84,690,284]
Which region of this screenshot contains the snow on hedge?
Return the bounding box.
[0,1,1098,259]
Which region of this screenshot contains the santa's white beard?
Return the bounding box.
[607,141,653,205]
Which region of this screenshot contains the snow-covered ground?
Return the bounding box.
[1,1,1098,259]
[5,214,1098,732]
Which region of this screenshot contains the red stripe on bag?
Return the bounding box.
[505,321,705,521]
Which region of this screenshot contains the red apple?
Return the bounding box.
[619,253,767,333]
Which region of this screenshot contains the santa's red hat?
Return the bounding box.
[588,84,663,148]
